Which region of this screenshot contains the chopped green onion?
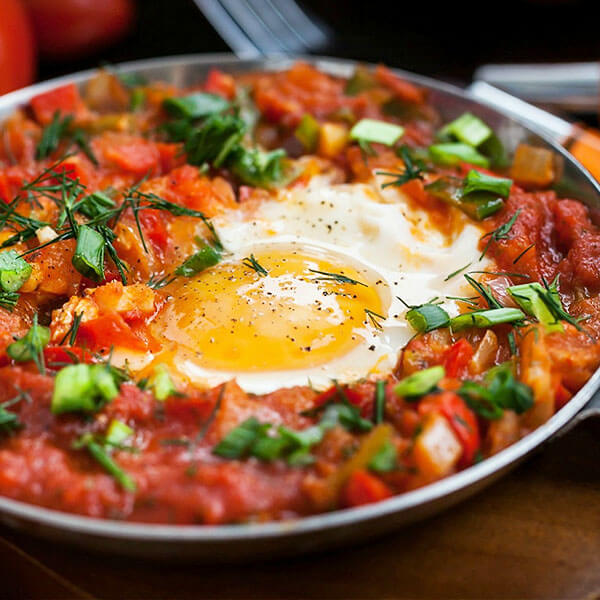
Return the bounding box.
[374,380,386,424]
[7,316,50,368]
[395,365,445,399]
[406,304,450,333]
[72,225,105,281]
[429,143,490,168]
[350,119,404,146]
[295,114,320,151]
[175,242,221,277]
[163,93,230,119]
[463,170,512,198]
[105,419,134,446]
[75,433,136,491]
[508,282,564,332]
[146,364,177,401]
[368,439,397,472]
[425,176,503,221]
[51,364,121,414]
[442,113,492,147]
[450,307,524,331]
[0,250,32,292]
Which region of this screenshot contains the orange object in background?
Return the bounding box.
[567,125,600,183]
[0,0,36,94]
[24,0,135,59]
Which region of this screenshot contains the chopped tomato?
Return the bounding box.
[204,69,236,100]
[443,338,474,378]
[43,346,93,366]
[313,385,364,410]
[419,391,480,467]
[103,139,161,176]
[138,208,169,255]
[76,313,147,351]
[30,84,84,124]
[343,470,393,507]
[374,65,424,104]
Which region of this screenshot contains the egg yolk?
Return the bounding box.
[154,249,384,372]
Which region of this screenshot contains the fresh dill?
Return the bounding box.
[444,261,472,281]
[308,268,368,287]
[36,112,74,160]
[147,273,177,290]
[464,273,502,309]
[479,209,521,259]
[513,243,535,264]
[445,295,480,307]
[0,389,31,435]
[377,145,427,189]
[59,312,83,346]
[365,308,385,330]
[242,254,268,276]
[469,270,531,280]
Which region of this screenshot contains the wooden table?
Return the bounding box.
[3,417,600,600]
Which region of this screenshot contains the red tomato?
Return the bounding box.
[443,338,474,378]
[0,0,36,94]
[419,391,480,467]
[343,470,393,507]
[30,83,85,124]
[204,69,236,100]
[24,0,134,59]
[76,313,147,352]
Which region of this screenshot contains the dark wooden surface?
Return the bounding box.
[3,417,600,600]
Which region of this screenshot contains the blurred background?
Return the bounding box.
[1,0,598,121]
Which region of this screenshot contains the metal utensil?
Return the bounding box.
[474,61,600,113]
[192,0,332,58]
[0,54,599,561]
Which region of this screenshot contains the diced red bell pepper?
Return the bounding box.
[419,391,480,467]
[30,83,84,124]
[443,338,474,378]
[343,469,393,507]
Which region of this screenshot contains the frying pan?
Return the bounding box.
[0,54,599,561]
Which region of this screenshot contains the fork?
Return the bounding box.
[192,0,332,58]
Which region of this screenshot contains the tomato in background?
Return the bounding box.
[0,0,36,94]
[25,0,135,59]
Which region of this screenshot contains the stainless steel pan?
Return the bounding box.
[1,54,599,561]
